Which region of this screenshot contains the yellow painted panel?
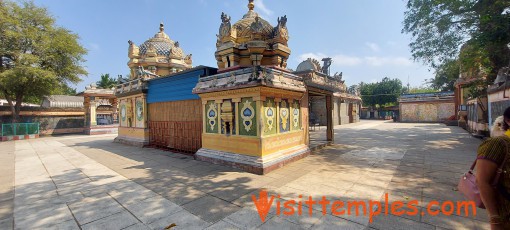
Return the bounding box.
[118,127,149,139]
[202,133,261,157]
[261,130,305,156]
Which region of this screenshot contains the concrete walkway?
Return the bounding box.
[0,120,489,229]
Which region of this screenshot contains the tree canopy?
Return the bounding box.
[403,0,510,83]
[359,77,405,108]
[0,1,87,120]
[428,59,460,92]
[96,74,116,89]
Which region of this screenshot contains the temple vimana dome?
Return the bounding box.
[215,0,290,70]
[127,23,192,79]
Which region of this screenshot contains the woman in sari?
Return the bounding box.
[477,108,510,229]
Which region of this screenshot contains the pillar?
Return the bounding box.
[326,94,334,142]
[90,101,97,126]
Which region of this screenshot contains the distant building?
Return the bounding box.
[0,99,39,107]
[41,95,84,108]
[399,92,455,122]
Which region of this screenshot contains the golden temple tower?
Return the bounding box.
[215,0,290,71]
[116,23,193,146]
[193,0,310,174]
[127,23,192,79]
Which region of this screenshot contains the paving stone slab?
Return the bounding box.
[147,210,210,230]
[368,212,434,230]
[259,216,306,230]
[224,206,276,229]
[182,195,241,223]
[204,220,241,230]
[310,214,365,230]
[122,196,184,224]
[81,211,140,230]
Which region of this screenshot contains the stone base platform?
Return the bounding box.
[195,145,310,174]
[84,125,118,135]
[114,136,149,147]
[1,134,39,142]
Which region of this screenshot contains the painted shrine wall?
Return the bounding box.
[119,95,146,128]
[400,102,455,122]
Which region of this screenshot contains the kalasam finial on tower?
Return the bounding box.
[159,22,164,32]
[248,0,254,11]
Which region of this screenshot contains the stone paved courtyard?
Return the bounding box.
[0,120,490,229]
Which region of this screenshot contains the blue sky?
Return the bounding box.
[33,0,434,91]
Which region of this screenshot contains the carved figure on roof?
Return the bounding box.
[184,54,192,65]
[219,12,232,39]
[321,58,332,75]
[312,59,322,71]
[117,75,127,84]
[250,16,264,34]
[128,40,139,58]
[333,72,343,81]
[146,43,157,57]
[277,15,287,28]
[136,66,144,78]
[274,15,289,42]
[170,41,184,59]
[136,66,156,78]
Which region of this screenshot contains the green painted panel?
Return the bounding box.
[262,98,277,135]
[279,99,290,133]
[291,100,301,131]
[205,100,218,133]
[238,97,257,136]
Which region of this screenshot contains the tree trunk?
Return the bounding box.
[14,93,23,123]
[1,89,18,122]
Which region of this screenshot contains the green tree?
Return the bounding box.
[0,1,87,121]
[408,86,438,94]
[96,73,116,89]
[359,82,376,108]
[402,0,510,82]
[428,59,460,91]
[359,78,404,108]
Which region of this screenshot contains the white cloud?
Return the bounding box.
[88,43,100,51]
[365,42,380,52]
[298,52,413,67]
[254,0,273,16]
[298,53,362,66]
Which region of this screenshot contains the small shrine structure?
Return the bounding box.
[192,0,309,174]
[82,83,117,135]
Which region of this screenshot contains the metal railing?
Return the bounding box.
[1,123,39,136]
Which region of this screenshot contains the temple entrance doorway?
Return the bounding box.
[308,87,333,149]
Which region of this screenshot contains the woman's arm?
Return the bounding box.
[476,159,502,229]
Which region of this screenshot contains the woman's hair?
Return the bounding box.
[503,106,510,131]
